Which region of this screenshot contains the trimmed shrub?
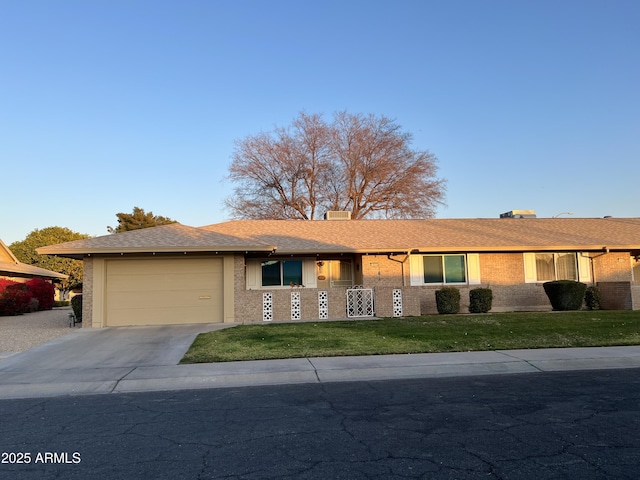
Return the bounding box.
[435,287,460,314]
[0,278,18,295]
[26,278,55,311]
[0,279,21,316]
[469,287,493,313]
[585,286,602,310]
[71,294,83,323]
[0,283,32,315]
[543,280,587,311]
[28,297,39,312]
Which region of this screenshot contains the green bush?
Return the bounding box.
[469,288,493,313]
[71,294,83,322]
[543,280,587,311]
[435,287,460,314]
[585,286,601,310]
[54,301,71,307]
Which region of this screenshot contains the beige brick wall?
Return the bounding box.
[82,256,93,328]
[589,253,635,310]
[235,287,352,323]
[479,253,524,283]
[234,285,423,322]
[598,282,633,310]
[231,251,640,323]
[362,255,405,287]
[233,254,249,319]
[235,254,421,322]
[234,252,557,320]
[373,286,421,317]
[593,253,633,282]
[408,253,553,314]
[631,284,640,310]
[412,284,552,314]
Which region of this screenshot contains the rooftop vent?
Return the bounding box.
[500,210,536,219]
[324,211,352,220]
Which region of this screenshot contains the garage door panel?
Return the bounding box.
[108,290,218,309]
[108,304,219,326]
[105,258,224,326]
[108,275,223,293]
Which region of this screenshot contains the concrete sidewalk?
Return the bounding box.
[1,320,640,399]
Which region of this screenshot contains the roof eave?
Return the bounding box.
[410,245,618,253]
[38,244,637,259]
[0,263,68,280]
[274,245,627,255]
[37,245,277,258]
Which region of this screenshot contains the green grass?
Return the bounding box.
[180,310,640,364]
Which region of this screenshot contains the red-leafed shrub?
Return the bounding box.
[25,278,55,310]
[0,283,32,316]
[0,278,18,294]
[0,279,20,316]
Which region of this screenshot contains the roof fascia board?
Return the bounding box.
[408,246,618,253]
[37,245,277,256]
[269,245,630,255]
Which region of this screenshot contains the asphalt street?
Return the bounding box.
[1,368,640,479]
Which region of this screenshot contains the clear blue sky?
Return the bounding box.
[2,0,638,245]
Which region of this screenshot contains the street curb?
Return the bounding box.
[3,346,640,399]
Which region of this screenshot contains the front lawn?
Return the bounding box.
[180,311,640,364]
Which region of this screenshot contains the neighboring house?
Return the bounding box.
[0,238,68,284]
[37,217,640,328]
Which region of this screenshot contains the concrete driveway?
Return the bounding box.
[0,322,236,398]
[0,323,233,370]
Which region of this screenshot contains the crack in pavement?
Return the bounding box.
[109,367,137,393]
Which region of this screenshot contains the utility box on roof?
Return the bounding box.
[324,211,352,220]
[500,210,537,218]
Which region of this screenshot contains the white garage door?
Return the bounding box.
[105,258,224,326]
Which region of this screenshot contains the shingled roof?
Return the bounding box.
[37,217,640,258]
[37,223,275,258]
[0,239,67,280]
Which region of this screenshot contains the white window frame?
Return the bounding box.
[409,254,481,286]
[523,252,591,283]
[246,258,317,290]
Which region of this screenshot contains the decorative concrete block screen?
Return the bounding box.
[318,290,328,319]
[393,289,403,317]
[263,292,273,322]
[291,291,301,320]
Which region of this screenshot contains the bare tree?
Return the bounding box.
[226,111,445,220]
[227,113,332,220]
